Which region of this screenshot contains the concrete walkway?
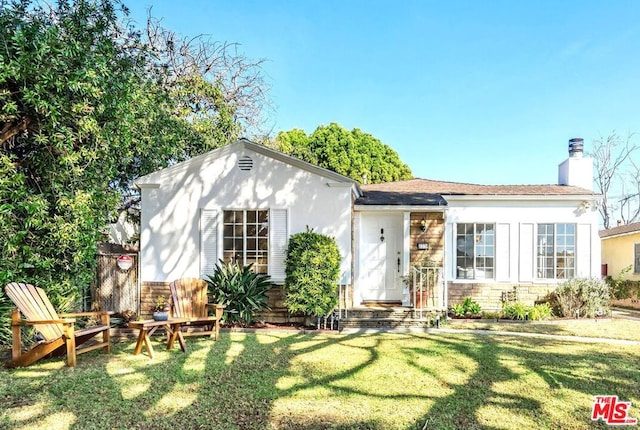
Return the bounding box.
[612,307,640,322]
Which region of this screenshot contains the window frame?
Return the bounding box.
[535,223,576,280]
[455,223,495,280]
[222,209,269,274]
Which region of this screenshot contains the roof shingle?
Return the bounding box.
[360,178,598,196]
[599,222,640,238]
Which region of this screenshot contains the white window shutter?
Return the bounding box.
[200,209,218,278]
[576,223,592,277]
[269,209,288,283]
[519,223,534,282]
[495,223,510,281]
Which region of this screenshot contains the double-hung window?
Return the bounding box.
[536,223,575,279]
[223,210,269,274]
[456,223,494,279]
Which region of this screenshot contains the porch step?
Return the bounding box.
[338,308,445,330]
[361,301,402,308]
[339,318,434,329]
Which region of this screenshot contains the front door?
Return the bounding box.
[359,213,402,302]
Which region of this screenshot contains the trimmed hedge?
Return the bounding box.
[284,228,341,319]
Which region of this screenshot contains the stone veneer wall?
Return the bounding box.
[140,281,171,319]
[257,284,353,323]
[142,281,353,323]
[409,212,444,266]
[448,282,557,311]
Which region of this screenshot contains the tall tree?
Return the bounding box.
[271,123,412,183]
[0,0,269,319]
[590,132,638,229]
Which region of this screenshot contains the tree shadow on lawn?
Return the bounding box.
[405,334,640,430]
[2,331,639,430]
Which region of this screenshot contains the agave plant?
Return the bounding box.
[205,260,273,327]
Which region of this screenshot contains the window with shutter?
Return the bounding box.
[200,209,218,278]
[536,223,575,279]
[269,209,288,283]
[201,208,288,281]
[222,210,269,273]
[634,243,640,274]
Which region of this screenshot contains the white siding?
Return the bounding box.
[139,144,354,282]
[495,223,510,281]
[576,223,592,277]
[269,209,288,283]
[200,209,218,278]
[443,199,601,284]
[519,223,534,282]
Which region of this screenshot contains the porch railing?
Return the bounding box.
[412,266,445,319]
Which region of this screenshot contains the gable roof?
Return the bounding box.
[135,138,362,194]
[599,222,640,239]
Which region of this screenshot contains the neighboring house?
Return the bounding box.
[135,137,601,317]
[600,222,640,280]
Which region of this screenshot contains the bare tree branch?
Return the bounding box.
[142,12,273,137]
[591,131,638,229]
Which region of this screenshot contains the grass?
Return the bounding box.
[446,316,640,341]
[0,327,639,430]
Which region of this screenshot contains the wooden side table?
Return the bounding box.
[128,318,189,359]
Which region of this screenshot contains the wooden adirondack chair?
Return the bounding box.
[5,282,111,368]
[169,278,224,340]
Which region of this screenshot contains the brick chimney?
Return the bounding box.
[558,138,593,190]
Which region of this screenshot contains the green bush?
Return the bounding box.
[605,266,640,300]
[502,302,528,320]
[284,228,341,320]
[481,311,501,320]
[0,290,12,346]
[551,277,610,318]
[451,297,482,317]
[528,303,553,321]
[205,260,273,327]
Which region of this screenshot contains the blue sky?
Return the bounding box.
[129,0,640,186]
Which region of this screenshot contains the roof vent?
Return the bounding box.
[237,155,253,171]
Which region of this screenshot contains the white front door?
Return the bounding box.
[359,213,403,302]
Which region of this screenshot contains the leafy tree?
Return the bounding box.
[271,123,412,183]
[1,0,140,313]
[0,0,269,345]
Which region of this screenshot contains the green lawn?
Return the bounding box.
[1,329,638,430]
[446,316,640,341]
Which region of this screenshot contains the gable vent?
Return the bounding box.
[237,155,253,171]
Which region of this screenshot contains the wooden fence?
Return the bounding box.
[93,244,139,315]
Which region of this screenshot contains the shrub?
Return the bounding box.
[451,297,482,317]
[502,302,528,320]
[205,260,273,327]
[605,266,640,300]
[0,290,12,347]
[481,311,501,320]
[284,228,341,321]
[551,278,610,318]
[528,303,553,321]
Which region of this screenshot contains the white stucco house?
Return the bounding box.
[134,137,601,316]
